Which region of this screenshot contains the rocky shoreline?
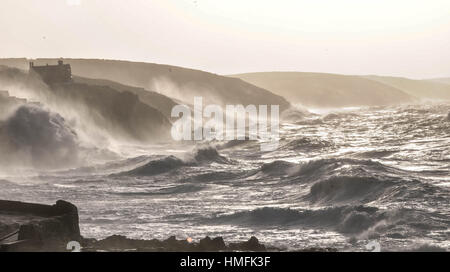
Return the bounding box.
[1,199,336,252]
[83,235,269,252]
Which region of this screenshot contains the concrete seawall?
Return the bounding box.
[0,200,81,251]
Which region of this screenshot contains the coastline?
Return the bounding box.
[1,199,337,252]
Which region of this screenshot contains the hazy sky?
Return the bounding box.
[1,0,449,78]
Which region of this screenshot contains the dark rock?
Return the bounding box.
[228,236,266,252]
[91,235,169,251]
[198,236,226,251]
[87,235,270,252]
[92,235,131,249]
[89,235,196,252]
[17,200,81,246]
[53,200,81,241]
[0,199,81,251]
[80,237,97,248]
[162,235,191,251]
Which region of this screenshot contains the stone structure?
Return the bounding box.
[0,200,80,251]
[29,60,72,84]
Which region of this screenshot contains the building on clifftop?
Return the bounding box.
[29,60,72,84]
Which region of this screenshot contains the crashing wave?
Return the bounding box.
[254,158,443,205]
[254,158,398,182]
[0,104,79,169]
[192,146,229,164]
[119,155,185,176]
[206,205,445,236]
[118,146,229,176]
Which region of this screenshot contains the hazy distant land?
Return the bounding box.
[231,72,450,107]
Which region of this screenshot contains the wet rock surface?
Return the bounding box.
[82,235,267,252]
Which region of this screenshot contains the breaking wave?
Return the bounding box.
[287,158,406,183]
[259,160,297,176]
[118,155,184,176]
[306,176,394,204]
[118,146,229,176]
[207,205,447,236]
[255,158,446,206]
[0,105,80,169]
[207,205,384,234]
[255,158,403,183]
[191,146,229,163]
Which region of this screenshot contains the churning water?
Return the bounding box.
[1,103,449,251]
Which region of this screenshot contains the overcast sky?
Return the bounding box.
[1,0,449,78]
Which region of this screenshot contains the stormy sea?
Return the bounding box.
[1,106,449,250]
[0,60,449,252]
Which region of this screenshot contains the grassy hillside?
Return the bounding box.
[231,72,415,108]
[0,58,290,111]
[72,76,178,120]
[425,78,450,85]
[366,75,450,101]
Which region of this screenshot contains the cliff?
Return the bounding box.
[0,58,291,111]
[0,66,172,144]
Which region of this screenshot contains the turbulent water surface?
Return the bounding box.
[1,104,449,251]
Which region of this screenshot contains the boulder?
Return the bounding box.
[198,236,226,251]
[228,236,266,252]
